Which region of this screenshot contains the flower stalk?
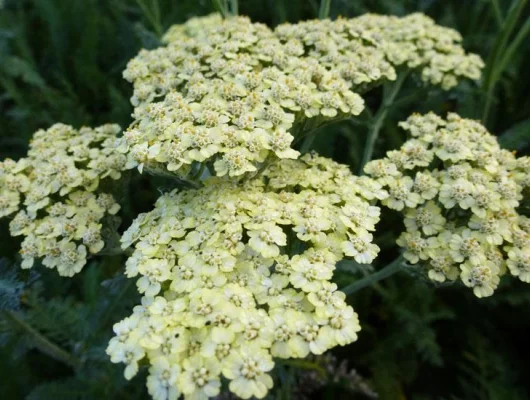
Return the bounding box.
[136,0,163,37]
[360,71,408,174]
[230,0,239,15]
[482,0,528,123]
[341,255,405,295]
[319,0,331,19]
[212,0,230,18]
[3,310,81,369]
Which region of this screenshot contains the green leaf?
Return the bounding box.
[2,56,46,88]
[27,379,91,400]
[133,22,161,50]
[498,118,530,151]
[24,295,88,345]
[0,259,24,311]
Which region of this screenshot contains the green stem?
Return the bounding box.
[136,0,163,37]
[250,154,274,181]
[212,0,229,18]
[274,0,288,23]
[495,16,530,84]
[3,310,81,368]
[341,255,405,296]
[97,247,133,257]
[318,0,331,19]
[191,163,207,182]
[151,0,162,34]
[299,130,318,154]
[482,0,527,123]
[144,166,202,188]
[230,0,239,15]
[278,364,294,400]
[490,0,504,27]
[359,72,408,174]
[293,115,351,150]
[291,119,310,147]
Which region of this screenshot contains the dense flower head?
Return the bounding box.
[0,123,126,276]
[274,13,484,89]
[365,112,530,297]
[107,153,385,399]
[119,13,482,178]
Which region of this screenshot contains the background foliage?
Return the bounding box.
[1,0,529,399]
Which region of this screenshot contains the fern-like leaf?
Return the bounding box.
[0,259,24,311]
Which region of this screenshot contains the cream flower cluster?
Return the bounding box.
[274,13,484,90]
[107,154,385,399]
[119,13,482,178]
[365,113,529,297]
[0,123,126,276]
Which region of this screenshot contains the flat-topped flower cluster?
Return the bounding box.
[0,124,125,276]
[119,13,483,178]
[107,154,385,399]
[274,13,483,89]
[365,113,530,297]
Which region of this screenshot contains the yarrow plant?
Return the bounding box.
[0,123,126,276]
[365,113,529,297]
[107,154,383,399]
[3,7,529,400]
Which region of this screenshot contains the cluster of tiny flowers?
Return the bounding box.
[118,13,482,178]
[0,124,125,276]
[274,13,484,90]
[107,154,386,400]
[365,113,530,297]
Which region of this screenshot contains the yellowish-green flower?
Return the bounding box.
[507,246,530,283]
[119,13,482,179]
[223,345,274,399]
[147,357,181,400]
[366,112,529,297]
[0,123,126,276]
[404,201,446,235]
[460,260,500,298]
[107,154,378,399]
